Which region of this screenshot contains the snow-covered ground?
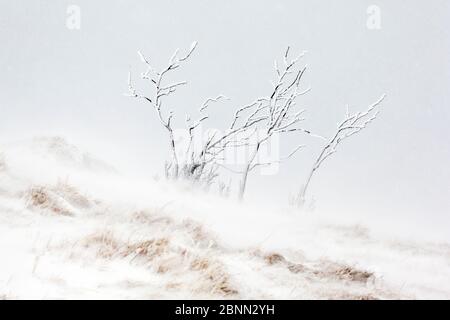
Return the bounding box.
[0,137,449,300]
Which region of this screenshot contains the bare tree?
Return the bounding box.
[126,43,269,187]
[227,47,314,200]
[126,42,385,203]
[126,42,200,179]
[295,94,386,206]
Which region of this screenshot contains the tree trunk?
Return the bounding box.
[238,164,251,201]
[298,167,316,207]
[168,130,179,179]
[238,142,260,201]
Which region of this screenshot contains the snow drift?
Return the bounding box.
[0,137,449,299]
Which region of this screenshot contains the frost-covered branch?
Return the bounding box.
[127,42,199,178]
[233,47,312,200]
[127,43,252,185]
[296,94,386,206]
[126,42,385,202]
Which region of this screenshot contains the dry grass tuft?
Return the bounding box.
[79,230,238,297]
[260,250,373,286]
[82,230,122,259]
[81,230,172,263]
[333,292,379,300]
[184,252,239,297]
[27,186,73,216]
[166,282,182,290]
[55,180,91,209]
[182,219,218,248]
[156,264,169,274]
[287,263,305,273]
[334,265,374,282]
[315,262,374,283]
[123,238,170,261]
[190,257,210,271]
[29,187,48,206]
[71,210,236,299]
[25,182,94,217]
[261,251,305,274]
[264,253,286,265]
[204,264,239,296]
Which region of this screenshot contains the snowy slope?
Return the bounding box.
[0,137,449,300]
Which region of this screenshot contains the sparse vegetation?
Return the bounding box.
[25,182,92,217]
[127,43,385,202]
[333,265,374,283]
[78,227,237,297]
[27,186,73,216]
[0,138,446,299]
[82,230,121,259]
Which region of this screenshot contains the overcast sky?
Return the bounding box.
[1,1,449,229]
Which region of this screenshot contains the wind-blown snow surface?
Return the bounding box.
[0,137,449,300]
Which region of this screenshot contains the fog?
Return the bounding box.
[1,0,449,231]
